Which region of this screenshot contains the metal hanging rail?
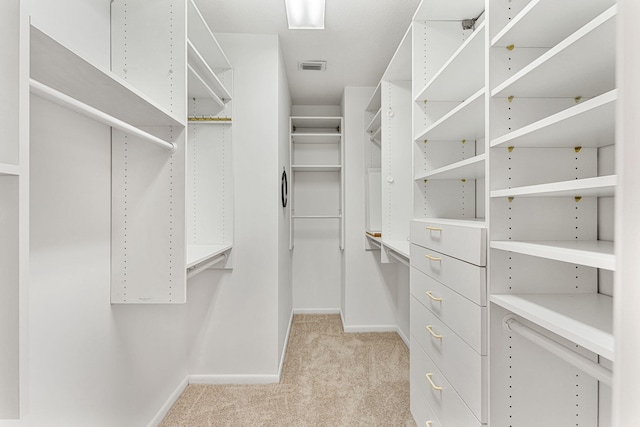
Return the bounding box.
[30,79,177,153]
[503,315,612,386]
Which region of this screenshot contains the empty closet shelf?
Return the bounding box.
[491,175,616,199]
[493,293,613,360]
[491,240,614,270]
[382,240,410,259]
[415,154,485,181]
[186,244,232,269]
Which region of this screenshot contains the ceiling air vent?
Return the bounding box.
[298,60,327,71]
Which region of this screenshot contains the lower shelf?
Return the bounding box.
[491,293,613,360]
[186,244,232,275]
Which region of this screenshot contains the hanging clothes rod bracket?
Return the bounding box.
[186,253,228,279]
[503,315,612,386]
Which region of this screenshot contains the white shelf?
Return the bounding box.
[491,175,617,199]
[382,240,410,259]
[292,165,341,172]
[291,133,342,144]
[414,88,484,142]
[187,65,225,108]
[491,240,615,271]
[293,215,342,219]
[187,0,231,70]
[413,0,484,21]
[491,6,616,98]
[490,90,616,148]
[0,163,19,176]
[187,40,232,102]
[415,22,485,102]
[366,109,382,135]
[291,116,342,130]
[382,25,412,81]
[30,24,183,128]
[412,217,487,228]
[186,244,232,269]
[370,127,382,144]
[416,154,486,181]
[491,293,613,360]
[491,0,615,48]
[366,83,382,113]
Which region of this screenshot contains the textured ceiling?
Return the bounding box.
[196,0,421,105]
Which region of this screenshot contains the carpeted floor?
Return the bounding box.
[160,314,415,426]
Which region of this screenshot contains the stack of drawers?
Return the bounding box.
[409,220,487,427]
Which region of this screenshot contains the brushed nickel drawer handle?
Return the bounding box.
[425,291,442,302]
[425,254,441,261]
[426,227,442,231]
[425,373,442,391]
[426,325,443,339]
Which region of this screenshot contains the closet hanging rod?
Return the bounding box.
[503,315,612,386]
[29,79,177,153]
[388,250,409,267]
[187,253,227,279]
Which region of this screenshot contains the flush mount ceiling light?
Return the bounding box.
[285,0,325,30]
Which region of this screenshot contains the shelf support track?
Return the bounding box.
[503,315,612,386]
[30,79,177,153]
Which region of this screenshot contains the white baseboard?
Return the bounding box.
[292,308,341,314]
[396,326,410,349]
[148,375,188,427]
[188,374,280,385]
[342,324,398,333]
[277,311,294,380]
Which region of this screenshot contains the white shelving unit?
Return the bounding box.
[186,0,233,275]
[289,116,344,250]
[488,0,616,425]
[364,85,382,248]
[0,1,27,418]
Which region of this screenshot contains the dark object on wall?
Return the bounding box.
[281,168,288,208]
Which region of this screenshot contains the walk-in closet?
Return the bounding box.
[2,0,640,426]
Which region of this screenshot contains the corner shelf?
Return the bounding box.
[491,6,616,98]
[491,175,617,199]
[491,293,613,360]
[490,240,615,271]
[416,154,486,181]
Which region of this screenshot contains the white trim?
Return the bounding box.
[277,311,294,380]
[292,308,341,314]
[396,326,410,349]
[188,374,280,385]
[147,376,188,427]
[342,324,398,333]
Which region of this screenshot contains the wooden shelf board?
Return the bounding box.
[416,154,486,181]
[366,109,382,135]
[30,24,184,128]
[415,22,485,102]
[490,90,616,148]
[491,7,616,98]
[0,163,20,176]
[491,293,614,360]
[490,240,615,270]
[187,40,232,102]
[187,0,232,70]
[292,165,341,172]
[491,0,616,48]
[415,88,485,141]
[491,175,617,199]
[366,83,382,113]
[186,244,232,269]
[382,240,410,259]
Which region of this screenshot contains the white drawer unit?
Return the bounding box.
[410,244,487,306]
[411,297,486,422]
[410,380,443,427]
[410,266,487,354]
[410,219,487,266]
[411,345,483,427]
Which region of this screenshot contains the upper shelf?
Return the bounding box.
[291,116,342,131]
[30,24,184,128]
[490,90,616,148]
[187,40,232,103]
[491,240,615,271]
[0,163,20,176]
[415,88,484,142]
[187,0,231,71]
[416,154,486,181]
[413,0,484,21]
[366,109,382,135]
[415,22,485,103]
[491,175,617,199]
[382,25,412,81]
[366,83,382,113]
[491,6,616,98]
[491,0,616,48]
[491,293,613,360]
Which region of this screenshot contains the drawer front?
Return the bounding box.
[410,244,487,306]
[411,267,487,355]
[411,297,486,422]
[410,343,482,427]
[410,221,486,266]
[410,379,442,427]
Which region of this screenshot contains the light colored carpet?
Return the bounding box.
[160,314,416,426]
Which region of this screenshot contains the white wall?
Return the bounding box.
[187,34,286,381]
[341,87,398,331]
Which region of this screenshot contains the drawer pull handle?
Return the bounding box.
[425,254,441,261]
[425,291,442,302]
[426,227,442,231]
[426,325,443,339]
[425,373,443,391]
[426,422,433,427]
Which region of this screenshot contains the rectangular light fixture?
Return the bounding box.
[285,0,325,30]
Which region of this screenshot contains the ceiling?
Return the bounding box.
[196,0,421,105]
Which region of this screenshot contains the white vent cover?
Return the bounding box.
[298,60,327,71]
